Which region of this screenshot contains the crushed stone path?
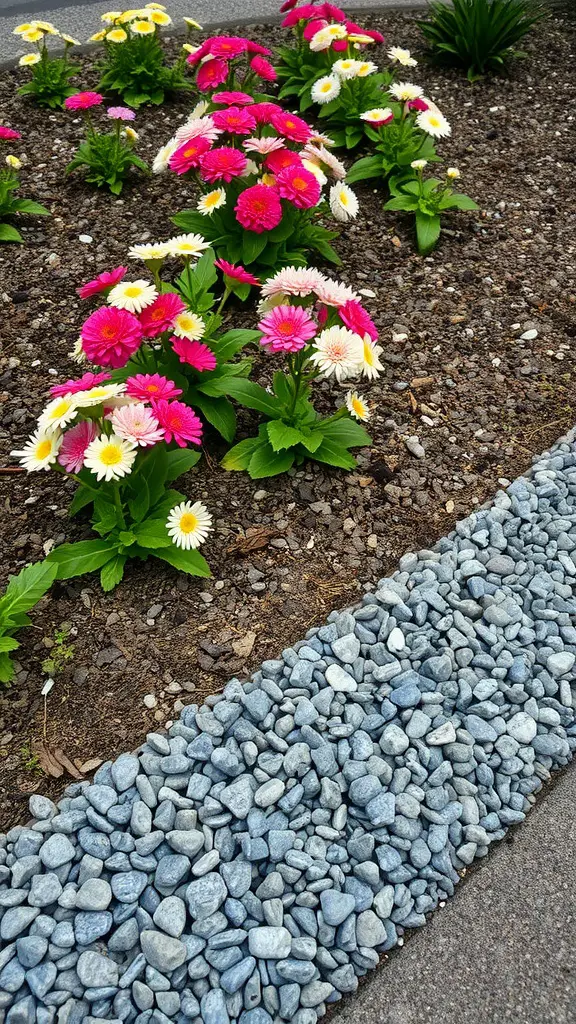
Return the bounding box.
[0,426,575,1024]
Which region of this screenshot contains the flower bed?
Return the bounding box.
[0,9,574,831]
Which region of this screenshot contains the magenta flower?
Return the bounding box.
[209,36,250,59]
[338,300,379,342]
[250,56,277,82]
[212,106,257,136]
[303,19,328,41]
[235,184,283,234]
[214,259,260,287]
[50,371,112,398]
[408,98,429,113]
[81,306,143,368]
[64,91,104,111]
[199,146,248,184]
[169,136,212,175]
[258,304,317,354]
[107,106,136,121]
[250,101,284,124]
[265,149,303,175]
[58,420,98,473]
[172,337,218,372]
[246,40,273,56]
[0,126,21,140]
[152,399,203,448]
[270,110,313,144]
[77,265,127,300]
[139,292,186,337]
[196,58,229,92]
[126,373,183,401]
[212,90,255,106]
[276,165,321,210]
[280,0,299,12]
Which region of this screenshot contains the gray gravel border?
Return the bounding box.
[0,426,575,1023]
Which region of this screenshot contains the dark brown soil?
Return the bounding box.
[0,12,575,831]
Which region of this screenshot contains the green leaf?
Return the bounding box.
[92,495,120,535]
[0,561,57,625]
[154,545,211,577]
[221,435,265,472]
[319,418,372,449]
[0,636,20,653]
[0,223,23,244]
[172,209,217,235]
[415,211,442,255]
[0,651,15,684]
[164,448,201,483]
[297,430,324,454]
[438,192,480,211]
[207,378,282,418]
[311,439,358,470]
[266,420,308,452]
[134,519,172,549]
[47,540,117,581]
[346,155,385,185]
[213,329,260,363]
[272,371,294,409]
[385,195,419,213]
[69,485,95,517]
[10,199,50,216]
[242,231,269,265]
[248,443,295,479]
[193,392,236,443]
[100,554,127,592]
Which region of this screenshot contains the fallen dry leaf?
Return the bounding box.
[35,743,63,778]
[232,631,257,659]
[227,526,278,555]
[75,757,103,774]
[408,391,418,414]
[445,499,455,513]
[53,748,83,779]
[410,376,435,389]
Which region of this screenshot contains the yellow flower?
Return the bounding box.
[32,20,57,32]
[149,9,171,24]
[131,18,155,33]
[348,33,374,44]
[447,167,461,179]
[182,43,198,53]
[107,28,128,41]
[89,29,108,40]
[19,52,41,65]
[22,29,44,42]
[61,33,81,45]
[13,23,35,34]
[122,126,139,142]
[197,187,226,215]
[183,16,202,29]
[260,173,276,187]
[101,9,123,22]
[118,8,140,22]
[345,391,370,422]
[5,155,22,169]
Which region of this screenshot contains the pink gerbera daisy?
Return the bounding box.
[0,126,21,140]
[126,373,183,401]
[152,399,203,448]
[169,136,212,175]
[50,371,112,398]
[199,146,248,183]
[196,58,229,92]
[264,149,303,175]
[259,304,317,354]
[58,420,99,473]
[246,40,273,56]
[331,39,348,52]
[280,0,299,11]
[174,116,221,146]
[172,337,218,371]
[81,306,143,368]
[303,18,327,40]
[64,91,104,111]
[276,165,321,209]
[209,36,250,59]
[282,5,326,27]
[107,106,135,121]
[270,110,313,144]
[139,292,186,337]
[214,260,260,287]
[109,403,165,447]
[212,90,255,106]
[243,136,284,156]
[250,56,277,82]
[212,106,257,136]
[338,300,378,342]
[235,184,283,233]
[77,266,127,300]
[408,98,429,113]
[250,101,284,124]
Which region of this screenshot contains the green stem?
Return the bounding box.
[113,484,126,528]
[216,286,231,315]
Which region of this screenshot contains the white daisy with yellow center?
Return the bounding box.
[183,16,203,29]
[13,23,35,34]
[11,429,61,472]
[149,10,171,25]
[90,29,108,41]
[309,326,364,382]
[166,233,211,258]
[173,311,206,341]
[74,383,127,408]
[38,395,78,433]
[69,338,87,364]
[84,433,137,481]
[311,74,341,105]
[390,82,424,102]
[360,336,383,381]
[22,29,44,42]
[416,109,451,139]
[19,52,41,65]
[5,155,22,169]
[360,107,393,123]
[122,127,139,143]
[107,28,128,42]
[128,241,171,261]
[356,61,378,77]
[447,167,461,179]
[166,500,212,550]
[61,34,81,45]
[310,24,346,51]
[302,159,327,186]
[348,33,375,44]
[411,159,428,170]
[332,58,361,80]
[108,279,158,313]
[100,11,122,23]
[387,46,417,67]
[33,20,57,32]
[197,187,226,215]
[345,391,370,421]
[152,140,177,174]
[131,18,155,33]
[329,183,359,223]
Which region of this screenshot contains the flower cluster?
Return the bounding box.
[185,34,277,93]
[159,99,358,277]
[92,4,193,107]
[13,19,81,108]
[0,125,50,244]
[64,93,147,194]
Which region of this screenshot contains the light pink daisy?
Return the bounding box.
[172,337,217,371]
[174,116,221,146]
[259,305,317,354]
[109,403,165,447]
[314,276,359,307]
[126,373,183,401]
[260,266,325,299]
[58,420,98,473]
[152,399,203,448]
[107,106,135,121]
[243,136,285,155]
[50,371,111,397]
